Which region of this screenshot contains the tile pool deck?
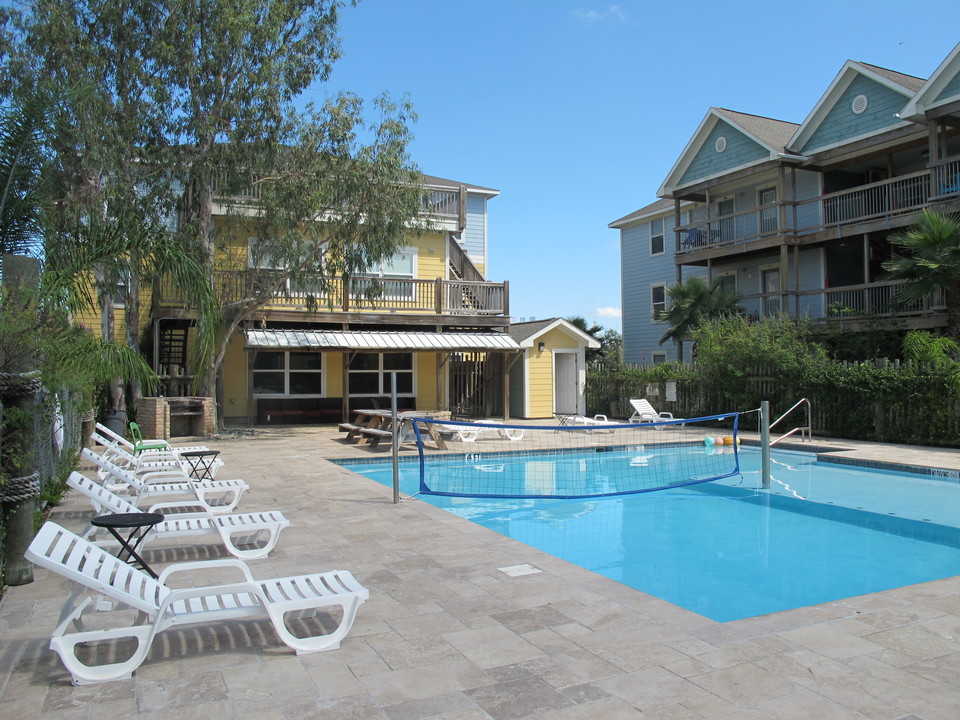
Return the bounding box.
[3,425,960,719]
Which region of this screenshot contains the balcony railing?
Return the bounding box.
[676,159,960,254]
[213,178,462,219]
[156,271,508,316]
[738,281,945,321]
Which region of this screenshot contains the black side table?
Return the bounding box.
[91,512,164,578]
[179,450,221,481]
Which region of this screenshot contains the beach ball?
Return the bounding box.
[723,436,734,446]
[704,436,715,446]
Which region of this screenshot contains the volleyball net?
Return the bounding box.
[407,412,742,499]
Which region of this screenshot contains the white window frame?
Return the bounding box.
[649,218,665,256]
[253,351,325,398]
[716,271,737,294]
[758,186,778,234]
[347,352,417,397]
[352,247,418,301]
[651,352,668,365]
[651,283,667,323]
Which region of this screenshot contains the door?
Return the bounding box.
[717,197,735,243]
[762,268,780,317]
[554,353,578,415]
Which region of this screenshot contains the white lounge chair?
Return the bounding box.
[567,414,620,428]
[440,420,524,442]
[628,399,686,428]
[81,447,247,513]
[26,521,369,685]
[68,472,288,559]
[94,423,222,476]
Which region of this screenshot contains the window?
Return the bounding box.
[651,284,666,322]
[758,187,778,234]
[650,218,664,255]
[352,248,417,300]
[652,352,668,365]
[253,351,324,396]
[717,272,737,294]
[716,197,735,243]
[248,238,325,298]
[348,353,414,396]
[111,268,130,307]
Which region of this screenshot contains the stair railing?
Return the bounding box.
[769,398,812,446]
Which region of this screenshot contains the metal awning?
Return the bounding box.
[244,329,521,352]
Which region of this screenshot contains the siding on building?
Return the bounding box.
[679,120,769,185]
[935,66,960,103]
[799,75,910,153]
[463,193,487,268]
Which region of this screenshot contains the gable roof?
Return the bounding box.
[608,198,676,229]
[787,60,922,155]
[422,174,499,197]
[657,108,800,197]
[508,318,600,348]
[900,42,960,121]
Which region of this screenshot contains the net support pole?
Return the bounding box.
[391,372,400,504]
[760,400,771,489]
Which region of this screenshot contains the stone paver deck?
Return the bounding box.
[3,425,960,719]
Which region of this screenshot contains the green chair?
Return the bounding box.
[129,421,170,456]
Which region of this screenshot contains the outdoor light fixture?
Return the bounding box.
[538,342,545,352]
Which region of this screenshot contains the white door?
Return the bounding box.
[554,353,578,415]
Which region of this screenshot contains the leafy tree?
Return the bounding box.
[5,1,426,424]
[657,276,742,360]
[882,210,960,340]
[0,92,48,259]
[566,316,607,363]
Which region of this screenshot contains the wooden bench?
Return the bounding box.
[360,427,393,448]
[337,423,364,441]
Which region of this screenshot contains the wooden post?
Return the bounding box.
[1,254,41,585]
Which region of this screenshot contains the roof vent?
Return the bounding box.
[852,94,869,115]
[715,136,727,153]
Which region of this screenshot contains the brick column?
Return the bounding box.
[136,397,170,440]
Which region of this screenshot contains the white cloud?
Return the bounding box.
[595,306,621,318]
[572,5,628,24]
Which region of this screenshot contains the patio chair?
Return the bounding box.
[81,447,246,513]
[440,420,524,442]
[68,472,288,559]
[628,399,686,428]
[567,414,620,428]
[26,521,369,685]
[95,423,219,473]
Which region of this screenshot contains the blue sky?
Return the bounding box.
[312,1,960,333]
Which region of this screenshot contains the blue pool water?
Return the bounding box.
[335,447,960,622]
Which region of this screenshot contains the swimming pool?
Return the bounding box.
[335,447,960,622]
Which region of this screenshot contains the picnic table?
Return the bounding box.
[338,409,447,450]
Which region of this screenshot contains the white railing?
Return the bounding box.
[769,398,812,446]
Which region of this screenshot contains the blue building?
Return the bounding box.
[612,44,960,365]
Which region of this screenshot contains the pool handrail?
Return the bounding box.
[769,398,812,446]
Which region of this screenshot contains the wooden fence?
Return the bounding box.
[587,360,960,447]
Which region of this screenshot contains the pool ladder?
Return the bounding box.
[769,398,812,446]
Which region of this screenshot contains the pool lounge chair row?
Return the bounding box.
[26,436,370,685]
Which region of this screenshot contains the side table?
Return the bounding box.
[179,449,221,481]
[91,512,164,578]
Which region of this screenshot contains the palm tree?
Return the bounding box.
[657,276,743,360]
[881,210,960,340]
[0,91,48,259]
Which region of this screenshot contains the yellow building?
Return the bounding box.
[143,175,596,427]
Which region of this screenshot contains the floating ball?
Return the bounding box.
[704,436,715,446]
[713,436,725,446]
[723,436,734,446]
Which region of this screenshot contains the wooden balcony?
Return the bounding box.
[675,157,960,258]
[155,271,509,326]
[739,281,946,327]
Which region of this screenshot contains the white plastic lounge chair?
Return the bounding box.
[26,521,369,685]
[628,399,686,428]
[81,447,247,513]
[441,420,524,442]
[68,472,288,559]
[567,414,619,428]
[94,423,222,476]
